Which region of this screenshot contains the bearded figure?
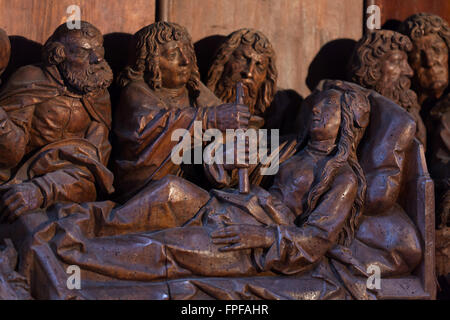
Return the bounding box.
[400,13,450,229]
[400,13,450,290]
[207,28,301,134]
[348,29,427,148]
[0,21,114,225]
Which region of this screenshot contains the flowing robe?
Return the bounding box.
[113,79,222,199]
[18,144,419,300]
[18,148,363,299]
[0,64,113,203]
[0,64,114,298]
[15,81,424,300]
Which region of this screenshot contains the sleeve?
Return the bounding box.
[0,105,33,169]
[259,169,358,275]
[31,165,98,208]
[113,83,210,195]
[21,141,114,208]
[85,121,112,166]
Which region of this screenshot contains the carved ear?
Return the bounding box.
[44,41,66,65]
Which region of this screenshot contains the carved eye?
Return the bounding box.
[167,52,177,60]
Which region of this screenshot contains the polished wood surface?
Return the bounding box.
[0,0,156,43]
[168,0,363,97]
[374,0,450,26]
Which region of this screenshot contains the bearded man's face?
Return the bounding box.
[375,49,416,109]
[217,43,269,115]
[59,31,113,94]
[409,33,449,100]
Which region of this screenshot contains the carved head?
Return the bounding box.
[308,89,342,142]
[301,82,370,245]
[400,13,450,100]
[207,29,277,116]
[43,21,113,94]
[120,22,200,98]
[349,30,418,110]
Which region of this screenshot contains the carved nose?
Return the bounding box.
[422,50,436,67]
[90,51,102,64]
[241,63,255,79]
[179,51,189,66]
[404,62,414,77]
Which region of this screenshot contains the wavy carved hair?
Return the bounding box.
[298,84,369,246]
[207,28,277,114]
[118,21,201,99]
[399,13,450,50]
[348,30,412,89]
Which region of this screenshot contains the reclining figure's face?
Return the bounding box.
[309,90,341,142]
[159,40,193,89]
[59,31,113,94]
[221,43,269,113]
[409,33,449,99]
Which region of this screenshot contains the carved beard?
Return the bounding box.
[215,76,259,115]
[376,76,418,111]
[59,60,113,94]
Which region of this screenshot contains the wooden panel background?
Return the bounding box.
[0,0,155,86]
[0,0,156,43]
[373,0,450,28]
[169,0,364,97]
[0,0,364,98]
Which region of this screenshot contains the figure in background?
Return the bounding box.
[400,12,450,291]
[0,21,114,224]
[113,22,250,199]
[399,13,450,229]
[207,28,302,135]
[348,29,427,148]
[204,29,301,189]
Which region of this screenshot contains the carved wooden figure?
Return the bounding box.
[113,22,251,198]
[400,12,450,285]
[348,29,427,148]
[0,22,115,299]
[207,28,302,135]
[400,13,450,229]
[0,20,434,300]
[11,78,426,300]
[0,21,114,223]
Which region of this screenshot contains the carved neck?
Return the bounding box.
[159,86,190,107]
[306,139,336,156]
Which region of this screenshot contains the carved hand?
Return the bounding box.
[208,103,250,131]
[0,183,44,223]
[211,224,276,252]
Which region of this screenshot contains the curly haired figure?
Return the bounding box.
[348,29,427,148]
